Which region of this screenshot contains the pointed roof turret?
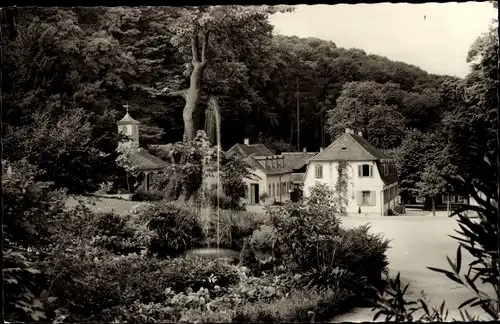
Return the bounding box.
[117,103,140,125]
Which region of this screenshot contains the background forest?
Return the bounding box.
[2,6,498,206]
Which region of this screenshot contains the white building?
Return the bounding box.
[303,128,399,216]
[226,139,293,205]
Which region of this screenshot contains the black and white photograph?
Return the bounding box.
[1,1,499,322]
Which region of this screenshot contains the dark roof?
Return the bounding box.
[129,149,169,171]
[376,161,399,186]
[226,143,274,158]
[381,174,399,186]
[245,154,292,176]
[281,152,318,170]
[310,133,390,162]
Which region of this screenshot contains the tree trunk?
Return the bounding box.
[183,64,205,141]
[432,196,436,216]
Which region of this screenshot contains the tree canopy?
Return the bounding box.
[3,6,497,200]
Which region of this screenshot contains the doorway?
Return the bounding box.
[250,184,260,204]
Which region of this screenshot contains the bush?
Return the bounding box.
[90,212,144,255]
[239,238,259,272]
[206,210,267,250]
[267,199,389,299]
[42,243,239,322]
[250,225,279,259]
[3,246,49,322]
[3,159,67,248]
[268,202,342,269]
[208,191,244,210]
[131,188,165,202]
[335,225,390,288]
[233,287,356,323]
[140,201,204,257]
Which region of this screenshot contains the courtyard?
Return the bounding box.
[332,213,491,322]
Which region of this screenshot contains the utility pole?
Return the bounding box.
[296,76,300,152]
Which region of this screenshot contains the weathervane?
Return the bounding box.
[122,102,130,113]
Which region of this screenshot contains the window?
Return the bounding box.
[362,191,371,205]
[315,165,323,179]
[358,190,375,206]
[358,164,373,178]
[272,183,276,197]
[268,184,271,196]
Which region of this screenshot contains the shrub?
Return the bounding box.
[131,188,165,202]
[250,225,279,258]
[3,159,67,248]
[206,210,267,250]
[335,225,390,289]
[208,191,237,210]
[259,192,269,204]
[233,287,356,323]
[140,201,204,257]
[90,212,144,255]
[239,238,259,272]
[162,257,240,293]
[268,201,389,297]
[42,244,239,322]
[268,202,342,269]
[3,246,49,322]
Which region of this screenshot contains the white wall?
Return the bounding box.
[266,173,292,204]
[303,161,386,216]
[242,170,292,205]
[243,169,267,204]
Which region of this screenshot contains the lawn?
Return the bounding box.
[65,195,139,215]
[332,215,492,322]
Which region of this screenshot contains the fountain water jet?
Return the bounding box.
[191,96,238,261]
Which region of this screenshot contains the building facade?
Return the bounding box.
[226,139,293,205]
[303,128,399,216]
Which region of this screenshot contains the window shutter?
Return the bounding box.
[371,191,376,206]
[358,165,362,178]
[369,165,374,177]
[357,191,362,206]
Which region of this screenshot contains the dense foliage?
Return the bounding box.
[2,6,471,199]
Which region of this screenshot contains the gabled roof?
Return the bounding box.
[227,143,274,158]
[129,149,169,171]
[281,152,318,170]
[245,154,292,176]
[309,133,391,162]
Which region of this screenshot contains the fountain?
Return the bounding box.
[185,96,240,263]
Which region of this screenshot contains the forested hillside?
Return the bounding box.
[3,6,497,203]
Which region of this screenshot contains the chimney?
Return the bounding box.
[345,128,350,134]
[243,138,249,145]
[303,147,307,153]
[320,147,324,152]
[357,131,363,137]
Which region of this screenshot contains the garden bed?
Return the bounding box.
[7,180,390,323]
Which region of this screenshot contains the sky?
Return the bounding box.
[270,2,497,78]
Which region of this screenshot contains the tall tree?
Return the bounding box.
[149,5,292,142]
